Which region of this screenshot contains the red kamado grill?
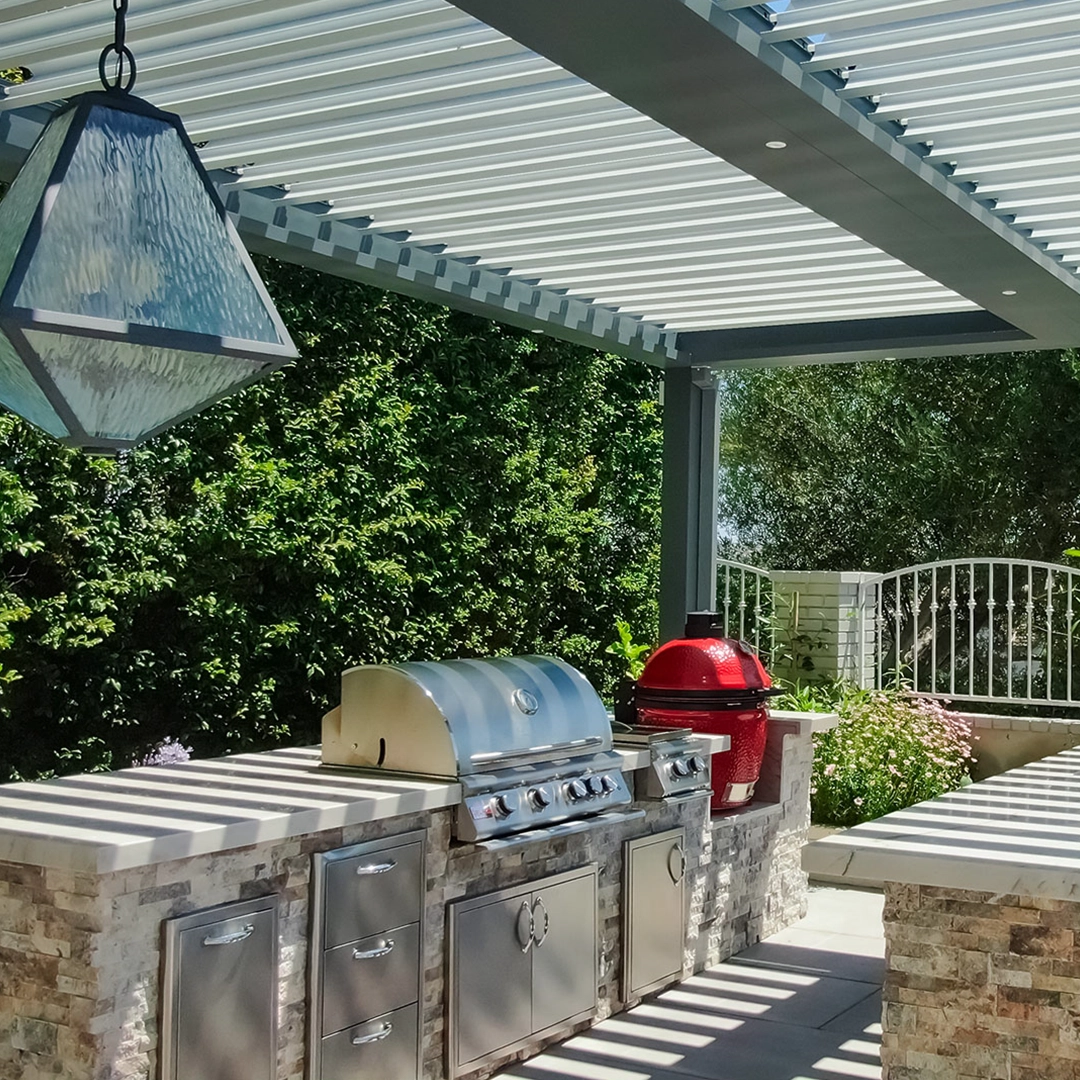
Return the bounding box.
[635,630,782,810]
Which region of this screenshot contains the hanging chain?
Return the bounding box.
[98,0,137,93]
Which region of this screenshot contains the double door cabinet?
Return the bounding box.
[447,865,598,1078]
[308,830,426,1080]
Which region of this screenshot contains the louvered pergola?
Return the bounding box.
[2,0,1078,638]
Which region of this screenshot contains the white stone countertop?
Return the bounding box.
[0,736,732,875]
[802,746,1080,902]
[770,709,841,734]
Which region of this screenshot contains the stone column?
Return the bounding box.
[768,570,878,687]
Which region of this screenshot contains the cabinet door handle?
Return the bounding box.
[202,923,255,947]
[355,859,396,876]
[668,842,686,885]
[531,896,550,948]
[352,1022,393,1046]
[352,939,394,961]
[516,899,534,953]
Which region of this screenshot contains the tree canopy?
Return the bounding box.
[0,258,662,781]
[717,351,1080,572]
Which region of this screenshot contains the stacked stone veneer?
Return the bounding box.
[882,883,1080,1079]
[0,720,811,1080]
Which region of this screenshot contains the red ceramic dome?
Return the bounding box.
[637,637,771,692]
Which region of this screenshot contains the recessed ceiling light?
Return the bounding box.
[1002,289,1017,296]
[765,140,787,150]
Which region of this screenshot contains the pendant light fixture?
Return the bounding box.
[0,0,298,453]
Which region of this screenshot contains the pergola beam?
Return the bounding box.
[451,0,1080,352]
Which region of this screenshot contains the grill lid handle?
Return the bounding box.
[470,735,604,765]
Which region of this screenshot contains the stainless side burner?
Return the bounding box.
[614,725,713,801]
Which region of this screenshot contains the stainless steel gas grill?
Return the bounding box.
[321,655,634,843]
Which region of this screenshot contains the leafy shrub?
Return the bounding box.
[0,257,662,781]
[789,685,975,826]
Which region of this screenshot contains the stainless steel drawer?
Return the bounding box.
[321,922,420,1036]
[321,1004,419,1080]
[323,840,423,948]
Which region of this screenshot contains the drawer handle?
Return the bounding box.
[516,900,533,953]
[355,860,397,876]
[202,924,255,947]
[531,896,550,948]
[352,1022,393,1046]
[352,939,394,961]
[668,842,687,885]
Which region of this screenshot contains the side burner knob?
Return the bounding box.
[671,758,691,778]
[567,779,589,802]
[689,755,707,774]
[529,786,552,809]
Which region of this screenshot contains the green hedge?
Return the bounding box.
[0,258,662,780]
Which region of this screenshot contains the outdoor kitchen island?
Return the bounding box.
[803,746,1080,1080]
[0,710,829,1080]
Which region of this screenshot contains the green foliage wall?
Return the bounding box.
[717,351,1080,571]
[0,259,662,781]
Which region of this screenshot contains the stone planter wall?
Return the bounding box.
[882,882,1080,1080]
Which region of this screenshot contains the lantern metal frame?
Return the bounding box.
[0,88,298,452]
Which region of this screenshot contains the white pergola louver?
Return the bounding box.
[6,0,1057,370]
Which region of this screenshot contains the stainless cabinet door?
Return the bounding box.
[624,830,685,999]
[530,871,597,1034]
[174,907,276,1080]
[452,895,533,1070]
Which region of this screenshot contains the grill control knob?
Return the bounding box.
[529,786,552,809]
[566,779,589,802]
[586,775,605,796]
[671,758,691,778]
[600,774,618,794]
[492,792,520,818]
[688,755,707,774]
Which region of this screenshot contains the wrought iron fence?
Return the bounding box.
[869,559,1080,709]
[715,559,774,659]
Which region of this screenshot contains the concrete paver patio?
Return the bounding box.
[500,885,885,1080]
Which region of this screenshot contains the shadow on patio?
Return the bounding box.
[500,886,885,1080]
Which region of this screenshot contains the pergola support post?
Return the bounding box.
[659,366,720,643]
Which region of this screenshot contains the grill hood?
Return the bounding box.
[322,655,613,776]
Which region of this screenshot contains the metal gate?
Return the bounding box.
[867,559,1080,709]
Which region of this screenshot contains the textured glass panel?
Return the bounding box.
[0,328,67,436]
[25,330,262,442]
[0,109,76,300]
[16,104,284,346]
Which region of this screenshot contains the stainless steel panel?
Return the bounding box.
[623,829,686,1000]
[323,840,423,948]
[309,831,425,1080]
[451,894,533,1070]
[530,871,597,1034]
[320,1004,419,1080]
[323,655,612,772]
[161,896,277,1080]
[321,922,420,1036]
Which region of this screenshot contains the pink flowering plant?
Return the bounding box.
[804,687,975,827]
